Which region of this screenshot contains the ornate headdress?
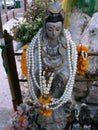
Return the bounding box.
[47,1,63,14]
[42,1,64,38]
[44,1,64,23]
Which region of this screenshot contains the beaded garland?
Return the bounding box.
[26,28,78,111]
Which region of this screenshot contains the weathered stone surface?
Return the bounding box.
[73,77,98,104]
[69,9,91,46]
[73,75,90,101]
[70,11,98,103]
[86,82,98,104]
[81,13,98,73]
[81,13,98,104]
[81,12,98,51]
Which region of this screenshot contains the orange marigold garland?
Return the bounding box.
[39,94,52,117]
[38,69,54,117]
[39,95,51,104]
[77,45,88,75]
[39,106,52,117]
[21,45,28,77]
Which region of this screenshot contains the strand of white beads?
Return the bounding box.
[63,30,77,101]
[26,31,40,104]
[59,29,77,106]
[38,31,43,94]
[30,29,42,90]
[49,29,74,109]
[42,71,46,95]
[42,71,54,95]
[49,29,77,110]
[26,28,77,110]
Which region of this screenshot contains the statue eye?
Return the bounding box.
[47,27,52,31]
[56,27,60,31]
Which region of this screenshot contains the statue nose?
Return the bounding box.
[52,30,55,36]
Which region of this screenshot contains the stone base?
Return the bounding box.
[86,82,98,104]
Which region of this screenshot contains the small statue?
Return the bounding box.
[91,107,98,130]
[79,103,91,130]
[65,104,81,130]
[71,118,81,130]
[11,104,29,130]
[73,104,79,119]
[26,1,78,130]
[82,114,91,130]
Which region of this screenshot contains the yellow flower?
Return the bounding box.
[18,115,27,123]
[39,107,52,117]
[21,45,28,77]
[77,45,88,75]
[39,95,51,104]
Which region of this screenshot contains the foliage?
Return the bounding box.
[13,17,42,43]
[24,0,48,22]
[78,0,96,16]
[12,0,49,44]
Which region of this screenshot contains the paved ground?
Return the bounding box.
[1,8,24,25]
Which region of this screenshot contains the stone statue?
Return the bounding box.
[91,107,98,130]
[71,118,81,130]
[79,103,91,130]
[65,104,81,130]
[26,2,77,130]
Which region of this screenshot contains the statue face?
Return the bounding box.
[46,22,62,40]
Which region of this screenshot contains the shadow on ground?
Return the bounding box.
[0,107,12,130]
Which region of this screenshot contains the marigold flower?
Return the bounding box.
[39,107,52,117]
[77,45,88,75]
[21,45,28,77]
[18,115,27,123]
[39,95,51,104]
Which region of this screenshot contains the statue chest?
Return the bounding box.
[34,44,69,79]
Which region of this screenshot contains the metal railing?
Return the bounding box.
[14,52,98,82]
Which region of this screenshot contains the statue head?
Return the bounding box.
[42,2,64,40]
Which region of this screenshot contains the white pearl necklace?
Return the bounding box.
[26,28,78,110]
[42,71,54,95]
